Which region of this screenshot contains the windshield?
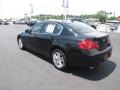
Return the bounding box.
[68,22,97,34]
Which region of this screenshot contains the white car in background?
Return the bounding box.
[109,24,118,32]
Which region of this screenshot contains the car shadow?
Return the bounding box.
[26,49,52,64]
[65,60,116,81]
[25,49,116,81]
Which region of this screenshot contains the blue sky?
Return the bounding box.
[0,0,119,18]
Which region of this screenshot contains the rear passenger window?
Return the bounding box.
[45,24,56,33]
[53,24,63,34]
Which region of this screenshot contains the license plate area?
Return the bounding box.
[93,36,109,51]
[103,53,109,60]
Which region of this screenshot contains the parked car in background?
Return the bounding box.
[109,24,118,32]
[0,19,3,25]
[27,21,37,27]
[3,21,10,25]
[13,20,27,24]
[17,20,112,70]
[27,20,41,27]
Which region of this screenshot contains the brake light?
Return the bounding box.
[78,39,99,49]
[108,37,110,45]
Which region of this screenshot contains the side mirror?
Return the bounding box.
[91,25,97,29]
[25,29,31,33]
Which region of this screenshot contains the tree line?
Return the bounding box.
[31,11,118,23]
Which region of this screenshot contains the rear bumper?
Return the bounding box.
[68,46,112,67]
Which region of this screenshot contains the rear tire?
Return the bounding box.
[52,49,68,70]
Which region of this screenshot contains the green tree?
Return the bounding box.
[109,16,117,20]
[96,11,108,23]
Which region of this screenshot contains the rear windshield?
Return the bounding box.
[67,22,97,34]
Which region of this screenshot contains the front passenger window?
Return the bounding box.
[31,23,43,33]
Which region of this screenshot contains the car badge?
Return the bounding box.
[102,39,106,42]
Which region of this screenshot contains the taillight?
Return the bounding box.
[108,37,110,45]
[78,39,99,50]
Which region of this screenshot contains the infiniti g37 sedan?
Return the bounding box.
[17,21,112,70]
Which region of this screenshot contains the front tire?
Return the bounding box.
[52,49,68,70]
[18,38,25,50]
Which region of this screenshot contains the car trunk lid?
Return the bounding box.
[77,32,110,51]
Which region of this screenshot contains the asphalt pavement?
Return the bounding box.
[0,25,120,90]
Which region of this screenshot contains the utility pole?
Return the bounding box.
[0,0,3,19]
[62,0,69,20]
[44,7,47,20]
[29,4,33,21]
[114,11,115,17]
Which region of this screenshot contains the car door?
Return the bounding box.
[28,23,45,51]
[36,23,63,56]
[29,22,63,57]
[33,23,56,56]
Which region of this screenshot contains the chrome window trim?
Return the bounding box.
[30,22,63,35]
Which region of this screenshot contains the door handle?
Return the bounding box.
[51,38,54,41]
[51,37,55,41]
[31,32,38,37]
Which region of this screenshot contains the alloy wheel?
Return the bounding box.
[52,50,66,69]
[18,38,24,49]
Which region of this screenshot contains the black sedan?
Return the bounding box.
[17,21,112,70]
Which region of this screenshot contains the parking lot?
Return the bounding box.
[0,24,120,90]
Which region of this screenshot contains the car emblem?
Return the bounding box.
[102,39,106,42]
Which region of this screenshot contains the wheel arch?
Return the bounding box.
[50,45,68,58]
[17,35,21,40]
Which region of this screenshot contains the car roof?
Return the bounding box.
[42,20,83,26]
